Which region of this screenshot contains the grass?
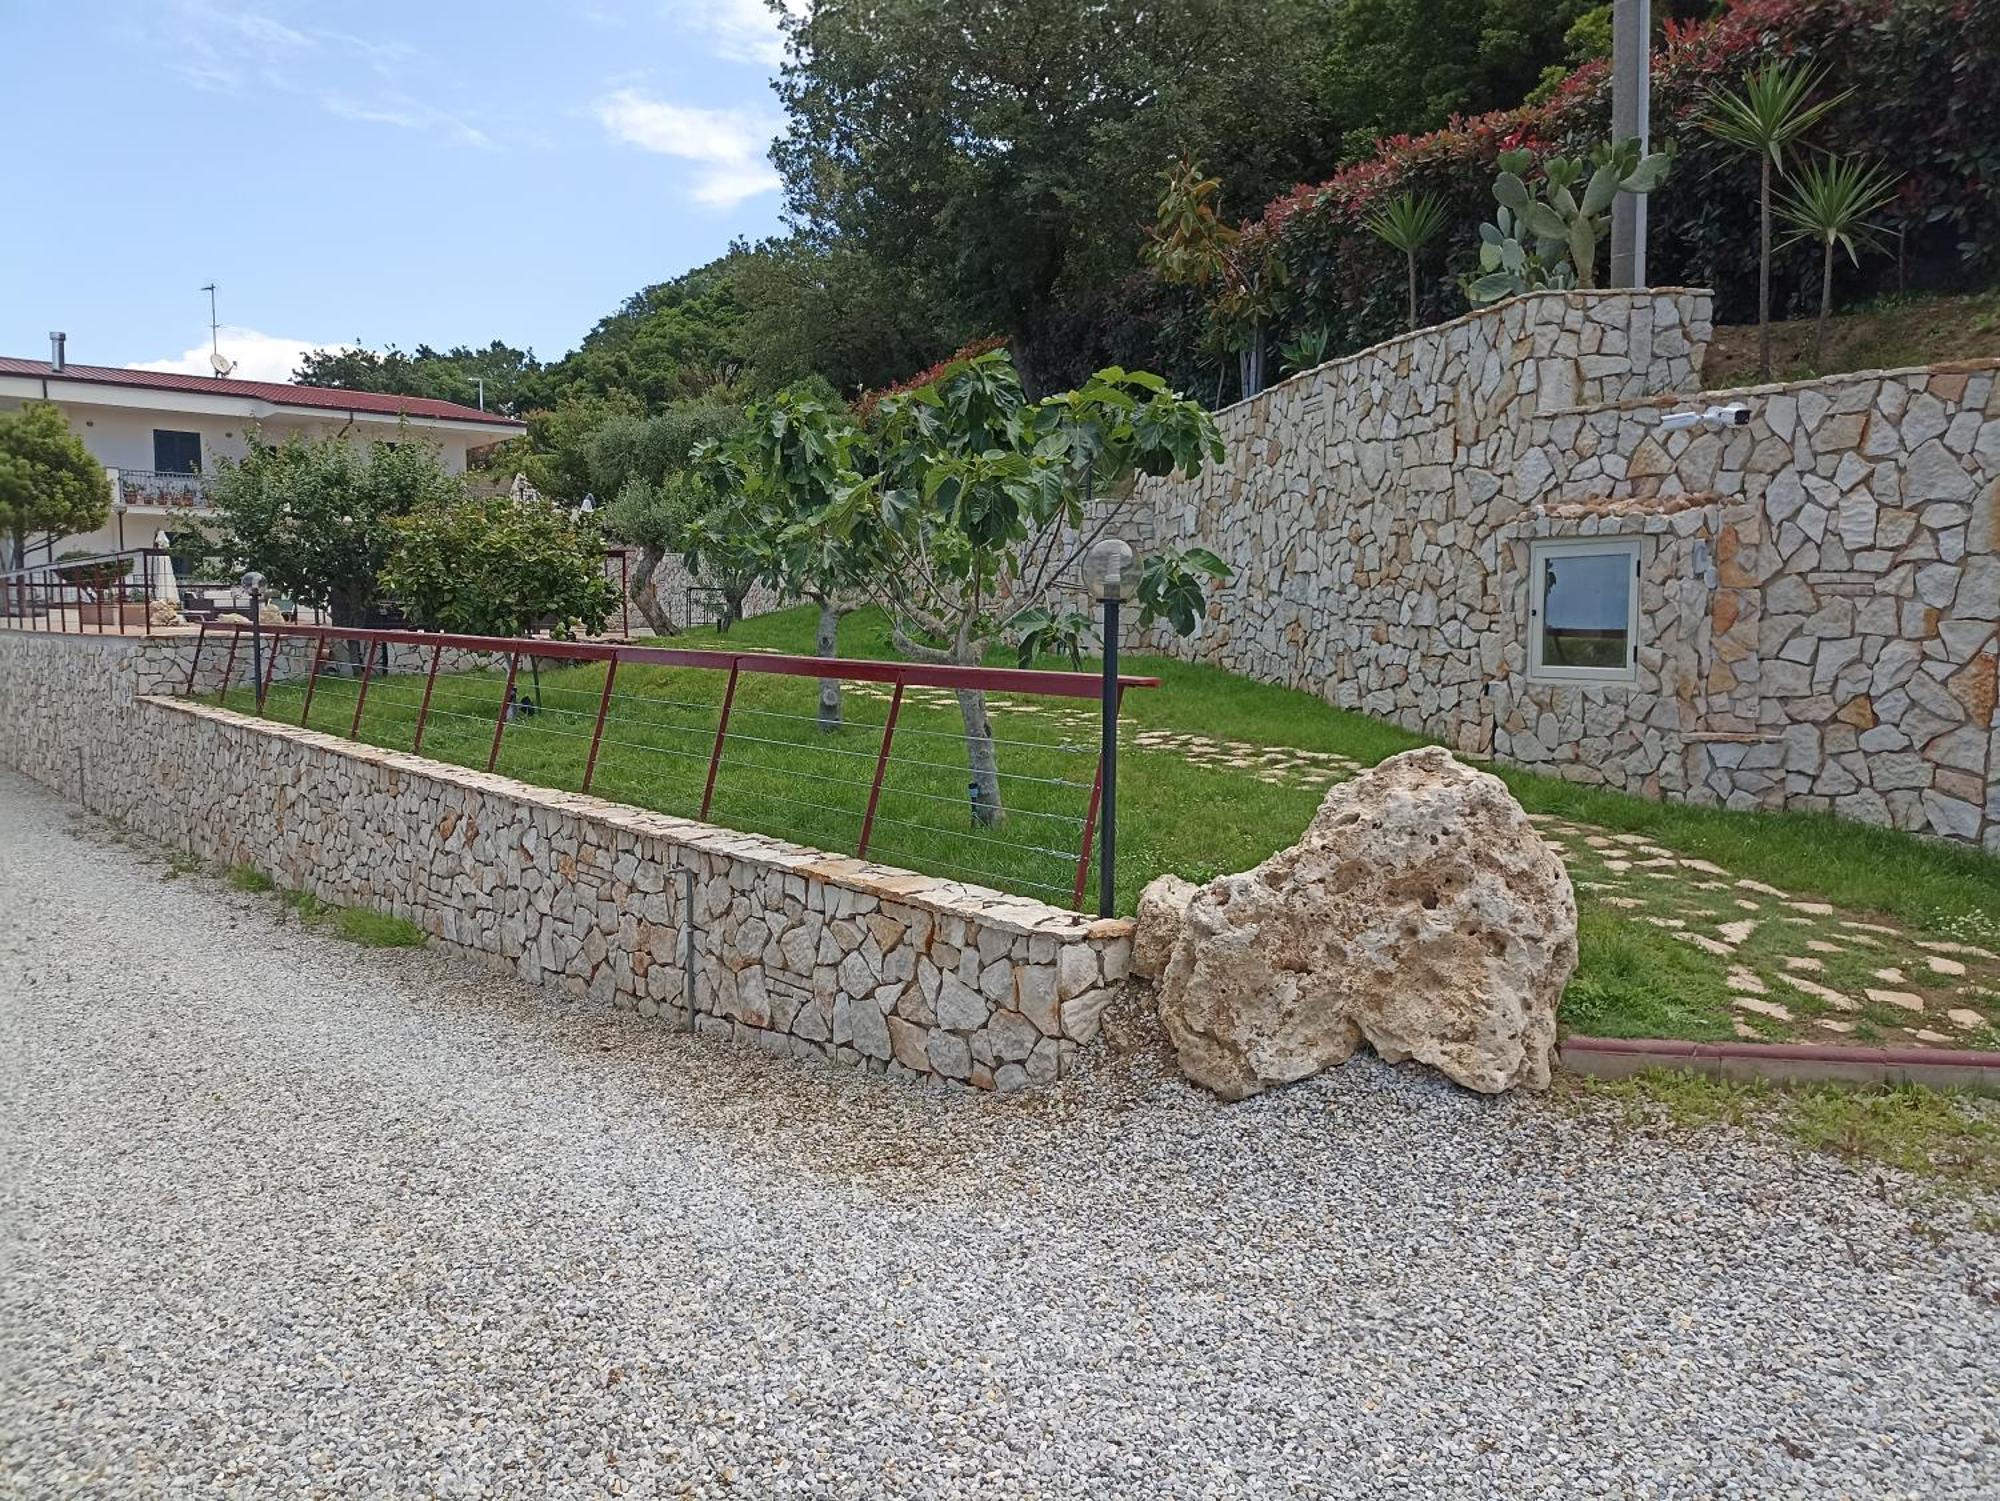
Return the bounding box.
[210,604,2000,1046]
[1577,1069,2000,1196]
[227,864,275,893]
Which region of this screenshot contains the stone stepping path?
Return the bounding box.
[1529,813,2000,1051]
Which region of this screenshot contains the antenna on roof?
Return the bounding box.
[201,283,236,377]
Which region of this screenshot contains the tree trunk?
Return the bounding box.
[626,544,678,635]
[1814,240,1834,370]
[717,581,748,635]
[1758,155,1774,382]
[814,596,842,732]
[1406,250,1419,331]
[956,686,1003,826]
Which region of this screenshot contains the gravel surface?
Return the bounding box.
[1,766,1996,1500]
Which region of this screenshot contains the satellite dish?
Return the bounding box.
[209,350,237,376]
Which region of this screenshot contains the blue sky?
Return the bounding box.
[0,1,794,379]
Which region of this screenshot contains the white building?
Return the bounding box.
[0,335,526,561]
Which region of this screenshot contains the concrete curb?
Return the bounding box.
[1562,1035,2000,1096]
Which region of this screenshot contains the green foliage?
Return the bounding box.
[1777,154,1902,268]
[294,340,551,417]
[203,429,464,624]
[382,494,617,639]
[0,402,111,566]
[1465,138,1673,305]
[53,550,133,593]
[1364,190,1452,328]
[1701,59,1851,176]
[227,865,276,893]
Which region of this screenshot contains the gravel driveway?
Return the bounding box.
[1,767,1994,1500]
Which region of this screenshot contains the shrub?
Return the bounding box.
[1252,0,1997,357]
[383,493,618,639]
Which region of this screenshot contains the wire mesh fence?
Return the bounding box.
[192,622,1153,911]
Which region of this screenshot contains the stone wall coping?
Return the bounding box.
[1541,355,2000,418]
[144,695,1133,942]
[1207,287,1715,418]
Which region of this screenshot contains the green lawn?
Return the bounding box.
[216,605,2000,1048]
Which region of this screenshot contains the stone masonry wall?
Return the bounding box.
[1130,290,2000,852]
[0,630,1131,1090]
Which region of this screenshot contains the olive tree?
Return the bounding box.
[587,400,738,632]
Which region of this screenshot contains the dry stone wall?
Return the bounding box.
[0,630,1131,1090]
[1131,290,1999,852]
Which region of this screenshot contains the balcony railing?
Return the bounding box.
[112,468,212,510]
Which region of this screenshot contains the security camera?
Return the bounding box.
[1658,403,1752,433]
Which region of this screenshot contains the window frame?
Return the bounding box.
[1526,536,1642,685]
[152,429,203,475]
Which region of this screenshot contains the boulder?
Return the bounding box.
[1156,746,1576,1098]
[1132,874,1197,979]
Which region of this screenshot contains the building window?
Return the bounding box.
[1528,538,1640,682]
[153,430,202,474]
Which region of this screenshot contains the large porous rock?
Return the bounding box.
[1156,746,1576,1098]
[1132,874,1197,980]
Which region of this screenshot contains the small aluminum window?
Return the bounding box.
[1527,538,1640,683]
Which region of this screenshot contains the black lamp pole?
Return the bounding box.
[242,571,266,711]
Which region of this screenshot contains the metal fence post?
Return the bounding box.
[412,643,444,754]
[214,625,241,705]
[299,634,327,726]
[487,652,520,772]
[856,678,905,858]
[348,638,376,739]
[185,621,208,696]
[1099,598,1121,919]
[581,655,619,793]
[699,661,740,820]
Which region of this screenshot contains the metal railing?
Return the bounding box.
[113,469,212,509]
[185,620,1155,912]
[0,548,177,635]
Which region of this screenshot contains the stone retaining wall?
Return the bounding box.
[1131,290,2000,851]
[0,630,1131,1090]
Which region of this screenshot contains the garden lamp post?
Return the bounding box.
[241,571,266,710]
[1083,538,1136,918]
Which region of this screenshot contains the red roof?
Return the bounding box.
[0,356,524,429]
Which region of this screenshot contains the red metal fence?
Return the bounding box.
[183,620,1155,911]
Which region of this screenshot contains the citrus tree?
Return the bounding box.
[382,494,617,640]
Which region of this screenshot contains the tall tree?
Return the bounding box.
[589,398,742,632]
[774,0,1338,392]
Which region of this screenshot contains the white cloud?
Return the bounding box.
[669,0,800,67]
[320,94,494,150]
[130,327,351,385]
[595,88,781,208]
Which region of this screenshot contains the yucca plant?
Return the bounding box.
[1776,155,1901,369]
[1702,61,1853,380]
[1364,191,1451,331]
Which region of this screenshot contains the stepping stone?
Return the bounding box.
[1786,900,1835,916]
[1673,931,1734,957]
[1733,1021,1763,1039]
[1738,879,1790,898]
[1585,836,1617,850]
[1815,1019,1856,1034]
[1679,859,1729,876]
[1603,860,1632,874]
[1947,1008,1986,1030]
[1732,996,1793,1021]
[1911,1029,1950,1044]
[1717,919,1758,945]
[1598,896,1642,909]
[1805,939,1844,955]
[1640,915,1686,929]
[1924,955,1967,977]
[1783,956,1824,973]
[1917,939,1999,960]
[1838,920,1901,936]
[1779,975,1859,1010]
[1692,880,1732,891]
[1734,899,1761,911]
[1727,967,1768,995]
[1613,833,1651,846]
[1873,967,1908,984]
[1865,989,1925,1013]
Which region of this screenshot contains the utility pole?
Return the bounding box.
[1608,0,1651,288]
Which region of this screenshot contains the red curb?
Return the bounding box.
[1563,1035,2000,1069]
[1562,1034,2000,1095]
